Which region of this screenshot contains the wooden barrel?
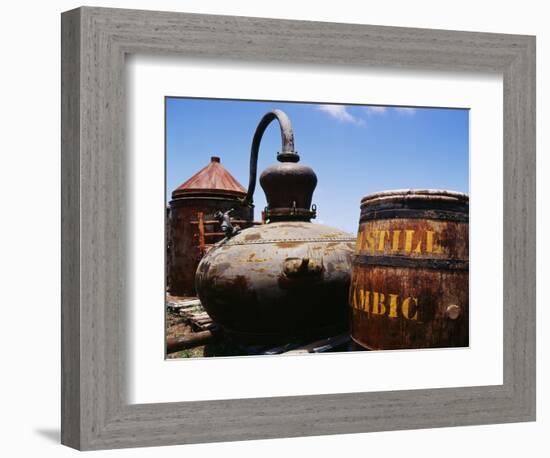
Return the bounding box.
[349,189,469,350]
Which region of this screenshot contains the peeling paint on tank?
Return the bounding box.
[275,241,305,249]
[244,233,262,241]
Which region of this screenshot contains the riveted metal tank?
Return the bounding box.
[195,110,356,344]
[168,156,253,297]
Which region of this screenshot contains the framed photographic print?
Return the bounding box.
[61,6,535,450]
[164,99,470,360]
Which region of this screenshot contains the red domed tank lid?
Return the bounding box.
[172,156,247,199]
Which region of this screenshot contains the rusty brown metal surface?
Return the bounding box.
[196,222,355,343]
[350,189,469,350]
[172,156,247,199]
[168,157,253,297]
[168,197,253,296]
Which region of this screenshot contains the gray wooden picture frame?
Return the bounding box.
[61,6,536,451]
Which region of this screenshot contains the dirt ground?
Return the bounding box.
[165,295,206,358]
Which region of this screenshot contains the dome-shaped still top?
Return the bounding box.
[171,156,247,199]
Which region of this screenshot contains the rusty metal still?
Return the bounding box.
[349,189,469,350]
[195,110,356,344]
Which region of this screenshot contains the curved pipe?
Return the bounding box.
[243,109,299,207]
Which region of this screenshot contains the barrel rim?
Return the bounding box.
[360,189,469,206]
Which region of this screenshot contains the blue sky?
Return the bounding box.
[166,98,469,234]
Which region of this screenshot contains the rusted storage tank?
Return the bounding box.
[168,156,253,297]
[196,110,356,344]
[349,189,469,350]
[166,205,171,292]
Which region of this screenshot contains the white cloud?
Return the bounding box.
[394,107,417,115]
[317,105,365,125]
[364,106,388,115]
[317,104,417,124]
